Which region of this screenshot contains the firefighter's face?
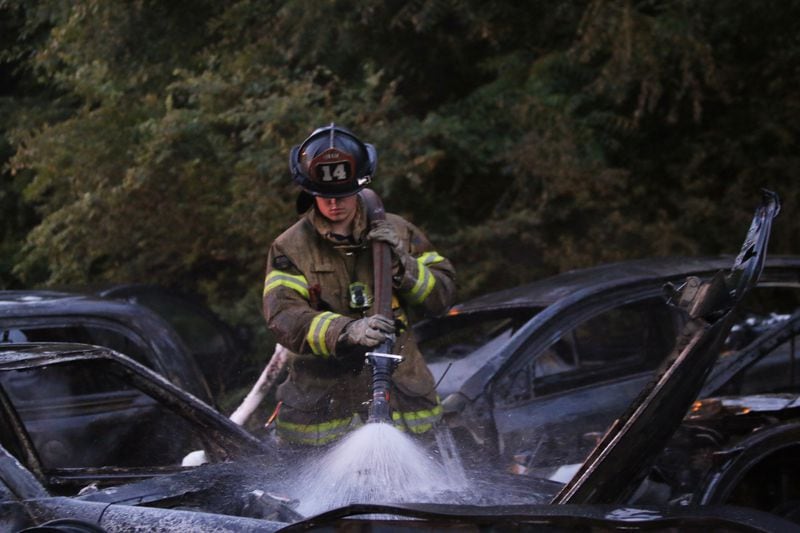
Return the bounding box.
[315,194,358,224]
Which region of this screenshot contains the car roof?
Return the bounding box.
[0,290,214,403]
[450,255,800,312]
[0,290,157,321]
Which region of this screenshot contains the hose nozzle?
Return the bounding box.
[365,351,403,423]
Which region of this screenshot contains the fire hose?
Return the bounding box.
[359,188,403,424]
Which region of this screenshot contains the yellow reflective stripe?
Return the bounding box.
[264,270,309,299]
[277,416,354,445]
[396,310,409,330]
[408,271,432,304]
[391,403,443,434]
[306,311,340,357]
[391,295,409,330]
[402,252,445,304]
[419,251,445,266]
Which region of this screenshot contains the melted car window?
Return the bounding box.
[421,316,522,363]
[572,307,648,367]
[738,286,800,316]
[418,311,533,398]
[0,360,199,472]
[499,297,679,403]
[737,334,799,394]
[570,298,678,370]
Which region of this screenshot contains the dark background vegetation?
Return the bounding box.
[1,1,799,374]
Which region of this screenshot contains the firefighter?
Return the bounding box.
[262,123,456,446]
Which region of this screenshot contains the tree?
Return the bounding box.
[2,0,798,362]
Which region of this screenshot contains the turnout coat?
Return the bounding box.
[263,194,456,445]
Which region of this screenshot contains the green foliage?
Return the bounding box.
[1,0,799,374]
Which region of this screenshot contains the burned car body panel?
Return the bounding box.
[644,393,800,520]
[693,409,800,509]
[0,291,213,404]
[279,501,798,532]
[16,498,282,533]
[0,443,284,533]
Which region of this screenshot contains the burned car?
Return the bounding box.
[0,343,268,492]
[418,257,800,466]
[0,291,213,404]
[413,191,800,517]
[0,342,300,531]
[1,191,799,530]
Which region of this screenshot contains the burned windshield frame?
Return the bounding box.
[417,308,538,364]
[0,319,151,368]
[0,354,251,494]
[0,360,204,474]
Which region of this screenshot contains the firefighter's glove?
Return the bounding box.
[367,220,408,280]
[368,220,400,248]
[339,314,396,349]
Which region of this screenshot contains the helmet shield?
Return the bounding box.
[290,124,377,197]
[309,147,356,186]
